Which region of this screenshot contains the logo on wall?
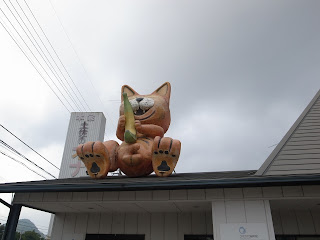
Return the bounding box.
[239,227,246,234]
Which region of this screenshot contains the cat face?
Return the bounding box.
[119,82,171,133]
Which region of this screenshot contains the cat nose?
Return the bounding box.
[136,98,144,102]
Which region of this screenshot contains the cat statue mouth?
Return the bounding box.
[134,107,149,116]
[130,97,154,116]
[135,109,156,121]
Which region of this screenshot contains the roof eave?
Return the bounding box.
[1,174,320,193]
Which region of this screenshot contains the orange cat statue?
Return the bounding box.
[76,82,181,178]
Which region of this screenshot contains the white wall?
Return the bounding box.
[14,186,320,240]
[272,210,320,235]
[212,200,275,240]
[51,211,212,240]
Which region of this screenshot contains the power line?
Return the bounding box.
[0,9,71,113]
[0,140,56,179]
[6,0,116,136]
[1,0,94,113]
[0,143,51,179]
[17,223,49,231]
[0,16,71,113]
[0,150,47,180]
[48,0,116,130]
[1,1,76,112]
[1,1,117,141]
[10,0,85,112]
[268,143,278,148]
[0,217,49,230]
[0,124,60,170]
[3,0,78,112]
[22,0,92,112]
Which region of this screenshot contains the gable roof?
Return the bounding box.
[256,89,320,176]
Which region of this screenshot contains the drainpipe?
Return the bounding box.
[3,204,22,240]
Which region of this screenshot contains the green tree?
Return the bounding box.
[0,224,5,239]
[15,232,22,240]
[20,230,42,240]
[0,225,20,240]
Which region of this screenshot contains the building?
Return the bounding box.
[1,89,320,240]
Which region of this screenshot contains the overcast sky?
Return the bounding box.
[0,0,319,235]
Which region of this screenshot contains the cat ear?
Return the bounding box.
[121,85,139,101]
[153,82,171,103]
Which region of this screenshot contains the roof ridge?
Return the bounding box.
[256,89,320,175]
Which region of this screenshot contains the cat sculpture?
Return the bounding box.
[76,82,181,178]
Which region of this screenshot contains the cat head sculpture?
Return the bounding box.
[119,82,171,133]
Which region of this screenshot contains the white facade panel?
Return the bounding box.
[98,213,112,234]
[212,200,275,240]
[272,209,320,235]
[164,213,178,240]
[52,211,212,240]
[59,112,106,178]
[51,213,65,240]
[42,187,320,239]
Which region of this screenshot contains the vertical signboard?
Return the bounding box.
[59,112,106,178]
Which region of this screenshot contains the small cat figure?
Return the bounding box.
[76,82,181,178]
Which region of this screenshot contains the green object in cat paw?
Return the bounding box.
[123,92,137,143]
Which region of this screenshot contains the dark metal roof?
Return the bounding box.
[0,170,320,193]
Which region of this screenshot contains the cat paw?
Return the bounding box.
[135,120,142,131]
[152,136,181,177]
[76,141,110,179]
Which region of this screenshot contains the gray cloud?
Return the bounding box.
[1,0,320,176]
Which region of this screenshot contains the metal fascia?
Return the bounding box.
[0,175,320,193]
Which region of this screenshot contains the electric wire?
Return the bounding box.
[0,215,49,229]
[0,140,56,179]
[2,0,77,112]
[48,0,116,130]
[268,143,278,148]
[0,142,51,179]
[0,150,47,180]
[15,0,115,139]
[0,16,71,113]
[1,2,115,143]
[0,124,60,170]
[10,0,85,112]
[16,223,49,231]
[0,216,49,231]
[23,0,91,112]
[0,7,72,112]
[0,142,53,180]
[6,0,82,112]
[1,1,76,112]
[2,0,93,113]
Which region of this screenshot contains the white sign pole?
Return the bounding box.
[59,112,106,178]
